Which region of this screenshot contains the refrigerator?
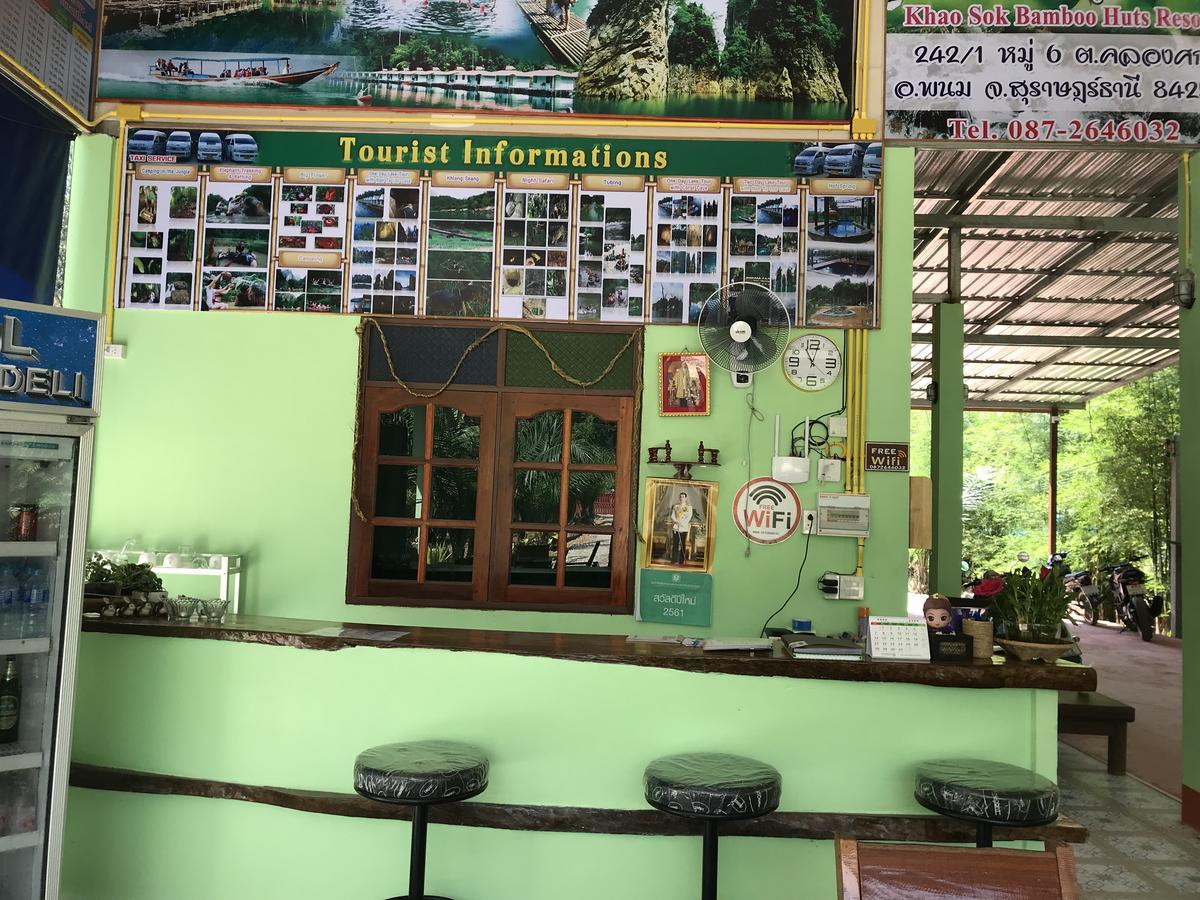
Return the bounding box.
[0,299,102,898]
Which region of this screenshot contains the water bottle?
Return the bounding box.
[0,568,18,640]
[21,569,48,639]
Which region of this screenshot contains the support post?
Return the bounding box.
[1049,408,1059,558]
[930,229,965,596]
[1181,152,1199,830]
[62,134,118,316]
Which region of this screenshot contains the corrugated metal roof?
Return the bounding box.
[911,148,1182,408]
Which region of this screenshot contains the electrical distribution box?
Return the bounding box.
[816,493,871,538]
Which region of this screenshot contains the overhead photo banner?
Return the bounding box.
[885,0,1200,145]
[97,0,858,125]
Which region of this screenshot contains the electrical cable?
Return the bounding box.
[759,523,815,637]
[743,387,765,558]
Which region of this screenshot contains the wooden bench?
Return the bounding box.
[1058,691,1135,775]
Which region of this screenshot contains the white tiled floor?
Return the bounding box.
[1059,743,1200,898]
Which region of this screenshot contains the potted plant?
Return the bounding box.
[84,554,163,597]
[989,565,1074,662]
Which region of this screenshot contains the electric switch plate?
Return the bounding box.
[838,575,865,601]
[829,416,848,438]
[817,458,843,483]
[104,343,126,359]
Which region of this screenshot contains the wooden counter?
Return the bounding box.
[81,614,1097,691]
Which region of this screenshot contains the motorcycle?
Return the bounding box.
[1100,557,1163,641]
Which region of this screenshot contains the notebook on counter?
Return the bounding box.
[780,633,864,661]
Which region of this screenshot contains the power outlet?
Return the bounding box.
[801,511,816,535]
[104,343,126,359]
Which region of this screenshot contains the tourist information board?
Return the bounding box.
[0,0,98,120]
[886,0,1200,146]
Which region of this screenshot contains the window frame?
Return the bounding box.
[347,319,641,615]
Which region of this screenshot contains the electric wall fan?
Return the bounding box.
[697,283,791,387]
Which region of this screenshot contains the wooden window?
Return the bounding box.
[348,322,640,613]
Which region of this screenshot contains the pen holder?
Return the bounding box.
[962,618,994,659]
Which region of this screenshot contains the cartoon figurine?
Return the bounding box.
[923,594,955,633]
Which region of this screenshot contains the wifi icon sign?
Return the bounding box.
[733,477,802,545]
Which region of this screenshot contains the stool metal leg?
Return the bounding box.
[409,805,429,898]
[976,821,993,849]
[701,820,719,900]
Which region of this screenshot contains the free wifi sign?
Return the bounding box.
[732,477,802,545]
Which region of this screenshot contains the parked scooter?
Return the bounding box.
[1100,557,1163,641]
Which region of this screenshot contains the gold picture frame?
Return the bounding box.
[642,478,717,573]
[658,352,711,416]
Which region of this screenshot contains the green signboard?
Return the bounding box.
[637,569,713,627]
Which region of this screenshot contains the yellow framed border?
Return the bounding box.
[642,477,718,574]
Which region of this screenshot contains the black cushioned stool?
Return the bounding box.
[644,752,782,900]
[914,757,1060,848]
[354,740,489,899]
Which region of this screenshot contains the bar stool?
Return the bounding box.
[354,740,489,899]
[914,758,1059,848]
[644,752,782,900]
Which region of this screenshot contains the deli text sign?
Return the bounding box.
[0,300,102,417]
[864,442,910,473]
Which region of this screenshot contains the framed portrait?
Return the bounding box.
[642,479,717,573]
[658,352,710,416]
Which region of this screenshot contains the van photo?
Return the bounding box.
[792,145,829,177]
[862,142,883,179]
[225,133,259,163]
[823,143,865,177]
[196,132,224,162]
[127,129,167,156]
[165,131,194,159]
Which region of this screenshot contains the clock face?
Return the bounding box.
[783,335,841,391]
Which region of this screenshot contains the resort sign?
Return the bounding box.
[97,0,859,125]
[885,0,1200,146]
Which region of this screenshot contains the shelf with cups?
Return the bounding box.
[0,542,57,559]
[89,550,243,613]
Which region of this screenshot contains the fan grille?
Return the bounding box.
[697,283,791,373]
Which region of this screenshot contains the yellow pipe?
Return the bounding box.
[103,128,129,345]
[844,330,857,492]
[859,328,869,492]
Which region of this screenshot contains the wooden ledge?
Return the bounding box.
[80,615,1098,691]
[69,763,1088,845]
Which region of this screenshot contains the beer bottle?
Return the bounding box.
[0,657,20,743]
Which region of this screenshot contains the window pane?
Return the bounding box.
[568,472,616,526]
[433,406,481,459]
[515,410,563,462]
[371,526,419,580]
[426,528,475,582]
[569,411,617,464]
[379,407,425,457]
[564,533,612,588]
[509,531,557,585]
[430,467,478,520]
[376,464,423,518]
[513,469,561,524]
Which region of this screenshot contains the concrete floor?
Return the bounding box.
[1064,620,1182,798]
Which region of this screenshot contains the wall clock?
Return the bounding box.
[782,334,841,391]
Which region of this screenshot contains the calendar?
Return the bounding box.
[866,616,931,661]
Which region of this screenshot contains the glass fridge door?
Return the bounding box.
[0,430,81,898]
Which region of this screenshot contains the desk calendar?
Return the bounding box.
[866,616,931,661]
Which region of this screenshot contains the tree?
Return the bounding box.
[667,1,720,72]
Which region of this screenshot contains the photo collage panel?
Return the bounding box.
[350,176,422,316]
[273,179,347,314]
[727,187,801,325]
[804,193,878,329]
[124,173,200,310]
[576,188,647,323]
[499,185,572,320]
[200,173,272,311]
[424,184,496,318]
[651,188,723,325]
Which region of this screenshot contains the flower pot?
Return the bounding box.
[996,638,1075,663]
[83,581,119,598]
[961,619,994,659]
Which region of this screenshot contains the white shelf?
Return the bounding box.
[155,566,240,577]
[0,747,41,773]
[0,831,39,853]
[0,638,49,656]
[0,542,56,558]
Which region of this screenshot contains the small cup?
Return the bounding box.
[199,599,229,624]
[168,598,198,621]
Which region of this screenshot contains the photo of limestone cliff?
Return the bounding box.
[98,0,855,123]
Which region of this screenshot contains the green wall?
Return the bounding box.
[72,137,914,638]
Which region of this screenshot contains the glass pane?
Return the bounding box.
[430,467,477,521]
[513,470,560,524]
[371,526,419,580]
[379,406,426,458]
[514,410,563,462]
[569,411,617,464]
[564,534,612,588]
[432,406,481,460]
[509,531,557,585]
[375,465,422,519]
[426,528,475,582]
[568,472,616,526]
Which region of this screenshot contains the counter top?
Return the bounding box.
[81,614,1097,691]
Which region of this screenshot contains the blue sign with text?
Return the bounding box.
[0,300,101,417]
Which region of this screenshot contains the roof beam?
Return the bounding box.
[911,333,1178,350]
[1081,356,1179,402]
[915,214,1176,233]
[912,399,1086,412]
[914,293,1165,306]
[913,152,1009,259]
[915,267,1172,278]
[916,190,1164,204]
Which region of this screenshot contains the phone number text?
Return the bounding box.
[948,118,1181,143]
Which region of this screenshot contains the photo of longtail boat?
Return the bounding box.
[98,0,856,123]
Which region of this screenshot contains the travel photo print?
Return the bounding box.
[97,1,857,124]
[123,173,201,310]
[425,181,497,318]
[727,179,801,324]
[350,174,423,317]
[804,190,878,329]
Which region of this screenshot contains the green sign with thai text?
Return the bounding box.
[637,569,713,627]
